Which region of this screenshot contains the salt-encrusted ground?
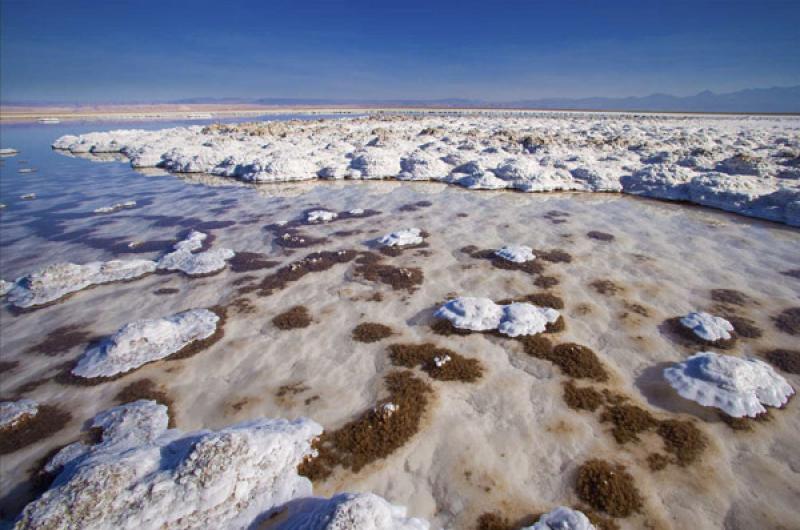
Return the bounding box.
[0,114,799,529]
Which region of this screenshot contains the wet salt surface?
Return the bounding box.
[0,118,799,528]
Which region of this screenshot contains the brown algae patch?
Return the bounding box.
[352,322,394,343]
[245,249,358,296]
[563,381,604,412]
[388,343,484,382]
[298,371,432,481]
[656,419,707,466]
[153,287,180,295]
[646,453,671,471]
[353,252,424,292]
[723,315,763,339]
[0,405,72,455]
[430,318,474,337]
[533,275,560,289]
[710,288,752,307]
[600,404,658,444]
[25,325,95,356]
[590,280,622,296]
[497,292,565,310]
[114,379,176,427]
[763,349,800,374]
[540,343,609,382]
[587,231,615,241]
[228,252,279,272]
[465,248,545,275]
[272,305,312,330]
[773,307,800,335]
[575,459,643,518]
[719,410,772,431]
[535,249,573,263]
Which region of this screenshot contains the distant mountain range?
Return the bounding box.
[5,86,799,113]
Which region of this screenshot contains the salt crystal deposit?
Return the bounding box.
[526,506,595,530]
[0,399,38,430]
[680,311,735,342]
[157,230,235,276]
[663,352,795,417]
[306,210,337,223]
[379,227,424,247]
[435,297,560,337]
[494,244,535,263]
[14,400,323,529]
[6,259,157,309]
[72,308,219,378]
[93,200,137,214]
[277,492,430,530]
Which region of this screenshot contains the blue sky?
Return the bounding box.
[1,0,799,103]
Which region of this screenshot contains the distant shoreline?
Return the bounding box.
[1,103,799,123]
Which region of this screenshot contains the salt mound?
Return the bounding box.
[435,297,560,337]
[278,492,430,529]
[680,311,734,342]
[0,279,12,297]
[379,228,423,247]
[157,230,235,276]
[306,210,337,223]
[6,259,157,309]
[663,352,796,418]
[526,506,595,530]
[15,400,322,529]
[0,148,18,157]
[93,200,137,214]
[495,245,535,263]
[0,399,38,430]
[72,308,219,378]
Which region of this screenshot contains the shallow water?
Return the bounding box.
[0,118,799,528]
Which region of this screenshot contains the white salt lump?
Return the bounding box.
[6,259,157,309]
[435,297,560,337]
[72,308,219,378]
[680,311,734,342]
[15,400,323,530]
[494,244,535,263]
[663,352,795,418]
[525,506,595,530]
[379,227,423,247]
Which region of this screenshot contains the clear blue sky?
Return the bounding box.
[1,0,798,103]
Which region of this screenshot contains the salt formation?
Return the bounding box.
[435,297,560,337]
[495,244,535,263]
[6,259,157,309]
[663,352,795,417]
[93,200,137,214]
[348,208,365,215]
[378,227,424,247]
[276,492,429,530]
[72,308,219,378]
[526,506,595,530]
[0,148,18,156]
[680,311,735,342]
[20,193,36,200]
[306,210,337,223]
[14,400,323,529]
[52,114,800,226]
[0,399,38,430]
[18,168,35,174]
[0,279,12,297]
[157,230,235,276]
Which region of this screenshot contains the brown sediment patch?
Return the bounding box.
[600,404,658,444]
[272,305,312,329]
[519,335,554,358]
[544,343,609,382]
[298,370,432,480]
[497,292,565,310]
[662,317,737,350]
[623,301,649,317]
[544,315,566,333]
[353,252,424,292]
[114,379,176,427]
[536,249,572,263]
[647,453,670,471]
[575,459,642,518]
[602,389,629,406]
[710,288,752,307]
[250,249,358,296]
[388,343,484,382]
[656,419,707,466]
[153,287,180,295]
[724,315,763,339]
[582,509,621,530]
[25,325,95,356]
[534,275,559,289]
[229,297,256,315]
[0,361,19,374]
[331,229,363,237]
[763,349,800,374]
[590,279,622,296]
[266,224,328,249]
[366,292,384,302]
[397,200,433,212]
[587,231,615,241]
[456,212,469,218]
[719,410,771,431]
[276,382,310,405]
[430,317,473,337]
[352,322,394,343]
[781,269,800,279]
[773,307,800,336]
[0,405,71,455]
[228,252,279,273]
[232,274,257,286]
[563,380,604,412]
[476,512,516,530]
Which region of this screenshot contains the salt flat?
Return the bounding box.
[0,113,798,529]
